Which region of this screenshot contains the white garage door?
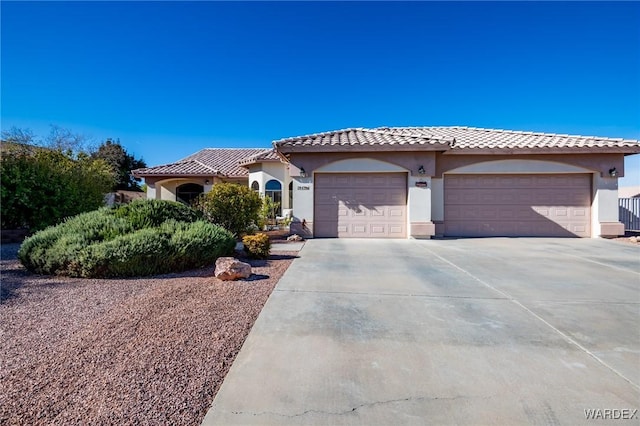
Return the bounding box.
[444,174,591,237]
[314,173,407,238]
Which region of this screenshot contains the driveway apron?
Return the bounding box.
[202,238,640,425]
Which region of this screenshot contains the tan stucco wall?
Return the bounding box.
[435,153,625,178]
[288,152,436,177]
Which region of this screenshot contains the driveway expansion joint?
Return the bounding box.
[229,395,490,418]
[275,288,510,300]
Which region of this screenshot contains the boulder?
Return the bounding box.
[215,257,251,281]
[287,234,304,242]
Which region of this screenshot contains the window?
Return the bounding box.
[265,179,282,215]
[176,183,203,205]
[251,181,259,192]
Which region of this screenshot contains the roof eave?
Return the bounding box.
[131,172,220,178]
[443,146,640,155]
[275,144,451,154]
[238,158,282,168]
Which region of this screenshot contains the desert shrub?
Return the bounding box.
[164,220,236,270]
[242,233,271,259]
[73,228,172,277]
[114,199,201,229]
[18,201,235,278]
[193,183,262,237]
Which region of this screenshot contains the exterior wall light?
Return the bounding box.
[418,165,426,175]
[300,167,307,178]
[205,179,211,185]
[609,168,618,177]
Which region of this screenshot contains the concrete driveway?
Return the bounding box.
[203,238,640,425]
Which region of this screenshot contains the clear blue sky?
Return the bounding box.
[2,1,639,186]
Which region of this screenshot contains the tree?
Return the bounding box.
[1,126,116,230]
[1,146,115,230]
[193,183,262,237]
[92,139,146,191]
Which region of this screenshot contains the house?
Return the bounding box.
[132,148,292,213]
[132,126,640,239]
[618,186,640,199]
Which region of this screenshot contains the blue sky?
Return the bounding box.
[2,1,639,186]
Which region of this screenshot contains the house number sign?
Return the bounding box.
[297,185,311,190]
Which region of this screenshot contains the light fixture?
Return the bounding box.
[205,179,210,185]
[300,167,307,178]
[609,167,618,177]
[418,165,426,175]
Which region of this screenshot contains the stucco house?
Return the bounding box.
[132,126,640,239]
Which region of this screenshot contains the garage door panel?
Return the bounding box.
[315,173,407,238]
[444,174,591,237]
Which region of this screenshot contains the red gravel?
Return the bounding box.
[0,244,297,425]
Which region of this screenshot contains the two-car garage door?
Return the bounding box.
[444,174,592,237]
[314,173,407,238]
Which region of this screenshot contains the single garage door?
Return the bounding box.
[444,174,591,237]
[315,173,407,238]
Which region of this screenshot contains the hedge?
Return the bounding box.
[18,200,235,278]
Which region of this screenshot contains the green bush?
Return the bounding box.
[18,200,235,278]
[1,146,115,230]
[193,183,262,237]
[114,199,202,229]
[242,233,271,259]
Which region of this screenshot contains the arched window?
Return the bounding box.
[251,181,259,192]
[265,179,282,215]
[176,183,203,205]
[289,181,293,209]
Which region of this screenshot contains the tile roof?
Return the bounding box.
[132,148,270,178]
[238,149,282,166]
[273,128,451,152]
[274,126,640,154]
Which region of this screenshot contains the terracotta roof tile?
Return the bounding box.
[275,126,640,153]
[238,149,282,166]
[133,148,269,178]
[273,128,452,152]
[380,126,640,151]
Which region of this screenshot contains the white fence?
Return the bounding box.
[619,198,640,231]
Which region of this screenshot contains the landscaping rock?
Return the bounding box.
[214,257,252,281]
[287,234,304,242]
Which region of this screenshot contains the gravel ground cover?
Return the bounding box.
[0,243,298,425]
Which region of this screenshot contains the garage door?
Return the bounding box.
[314,173,407,238]
[444,174,591,237]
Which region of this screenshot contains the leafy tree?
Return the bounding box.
[92,139,146,191]
[193,183,262,237]
[1,127,115,230]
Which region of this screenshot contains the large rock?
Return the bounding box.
[214,257,251,281]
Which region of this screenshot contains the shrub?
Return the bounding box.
[258,196,280,230]
[193,183,262,237]
[242,233,271,259]
[18,201,235,278]
[114,199,201,229]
